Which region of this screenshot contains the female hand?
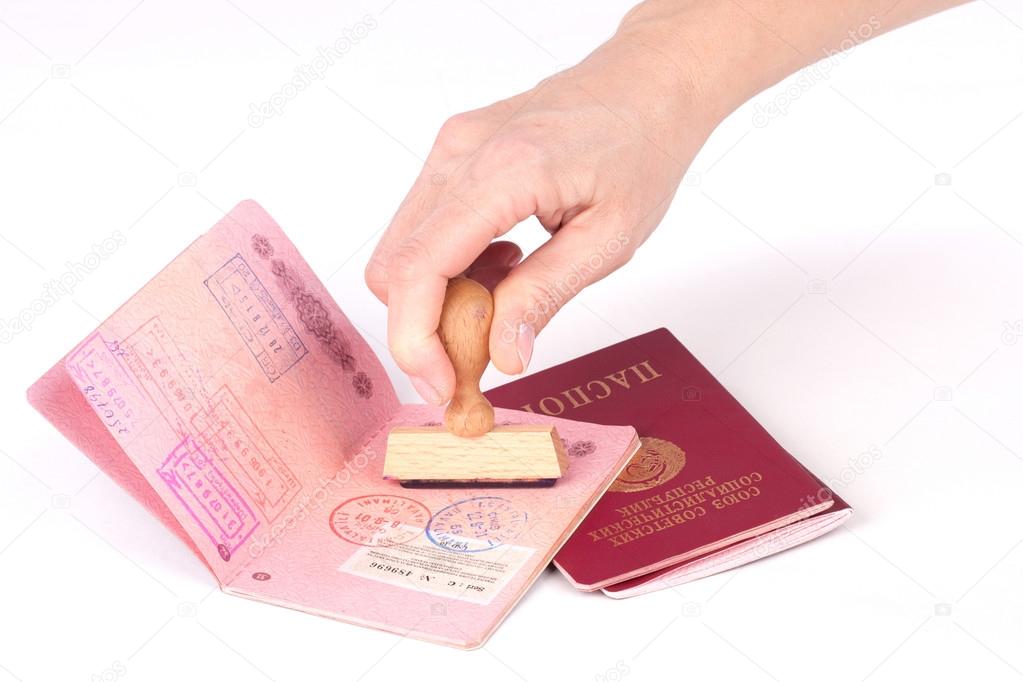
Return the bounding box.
[365,0,959,405]
[364,21,717,405]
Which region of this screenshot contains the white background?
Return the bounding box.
[1,1,1022,680]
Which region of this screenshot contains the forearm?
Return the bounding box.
[610,0,970,131]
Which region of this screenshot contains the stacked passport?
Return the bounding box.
[28,201,850,649]
[486,328,852,597]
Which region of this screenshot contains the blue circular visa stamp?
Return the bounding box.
[426,496,528,553]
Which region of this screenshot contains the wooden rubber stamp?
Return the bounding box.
[383,277,569,488]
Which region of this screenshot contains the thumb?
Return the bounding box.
[489,216,633,374]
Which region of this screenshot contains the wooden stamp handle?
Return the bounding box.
[438,277,495,438]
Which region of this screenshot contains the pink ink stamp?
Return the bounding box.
[66,333,145,439]
[157,436,259,561]
[329,495,430,547]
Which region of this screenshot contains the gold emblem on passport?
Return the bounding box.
[609,437,686,493]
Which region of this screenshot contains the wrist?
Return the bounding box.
[565,11,739,163]
[612,0,808,123]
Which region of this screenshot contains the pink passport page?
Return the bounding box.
[27,200,639,649]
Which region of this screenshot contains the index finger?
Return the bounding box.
[386,188,529,404]
[365,172,442,304]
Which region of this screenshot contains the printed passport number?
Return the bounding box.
[340,534,534,606]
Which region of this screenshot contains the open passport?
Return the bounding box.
[486,329,853,597]
[27,200,641,649]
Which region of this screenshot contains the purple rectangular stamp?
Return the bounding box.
[204,254,307,383]
[157,436,259,561]
[66,332,147,440]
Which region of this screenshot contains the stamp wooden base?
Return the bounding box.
[383,424,569,488]
[382,277,569,488]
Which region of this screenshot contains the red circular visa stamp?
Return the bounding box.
[330,495,430,547]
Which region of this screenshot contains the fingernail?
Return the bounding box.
[516,323,535,374]
[410,376,444,405]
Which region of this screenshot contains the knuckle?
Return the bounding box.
[386,237,430,284]
[364,255,387,291]
[433,113,477,157]
[439,112,474,138]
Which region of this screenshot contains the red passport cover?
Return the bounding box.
[485,328,851,594]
